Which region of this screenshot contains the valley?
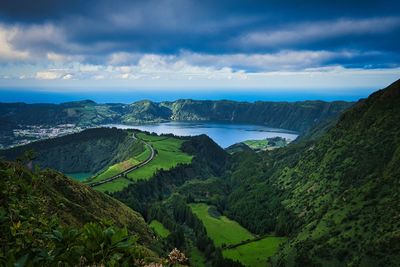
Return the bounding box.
[89,132,193,192]
[1,80,400,266]
[189,203,287,267]
[1,1,399,266]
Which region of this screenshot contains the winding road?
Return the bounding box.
[89,135,155,187]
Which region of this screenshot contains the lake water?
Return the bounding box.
[104,122,298,148]
[65,172,93,181]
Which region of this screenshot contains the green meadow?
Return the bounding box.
[94,178,132,193]
[126,133,192,181]
[243,139,269,150]
[92,132,192,192]
[223,236,287,267]
[190,203,286,266]
[189,203,254,247]
[149,220,170,238]
[93,157,140,182]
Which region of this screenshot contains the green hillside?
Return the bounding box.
[90,132,193,193]
[1,128,145,175]
[0,160,160,266]
[223,236,287,267]
[189,203,254,247]
[2,80,399,266]
[126,133,192,181]
[225,80,400,266]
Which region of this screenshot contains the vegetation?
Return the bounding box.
[126,133,192,181]
[244,137,289,151]
[89,132,193,192]
[224,80,400,266]
[223,236,287,267]
[227,137,290,154]
[95,178,133,193]
[189,203,254,247]
[188,246,207,267]
[0,159,160,266]
[3,80,400,266]
[94,158,140,181]
[149,220,171,238]
[1,128,145,175]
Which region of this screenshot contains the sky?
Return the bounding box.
[0,0,399,101]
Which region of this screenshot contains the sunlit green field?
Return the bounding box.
[149,220,170,238]
[94,178,132,193]
[93,158,140,182]
[126,133,192,181]
[243,139,269,150]
[223,236,287,267]
[189,203,254,247]
[92,132,192,192]
[189,203,286,266]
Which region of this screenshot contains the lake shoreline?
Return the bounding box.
[102,121,299,148]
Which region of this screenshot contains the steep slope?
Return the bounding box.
[1,128,145,174]
[121,100,172,123]
[225,80,400,266]
[0,160,158,266]
[167,99,352,133]
[0,100,121,127]
[271,79,400,266]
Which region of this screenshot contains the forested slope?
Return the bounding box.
[226,80,400,266]
[1,128,144,174]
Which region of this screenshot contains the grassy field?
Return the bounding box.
[92,132,192,192]
[243,139,269,150]
[223,236,287,267]
[93,158,140,182]
[90,144,151,183]
[189,203,254,247]
[94,178,132,193]
[149,220,170,238]
[126,133,192,181]
[190,203,286,266]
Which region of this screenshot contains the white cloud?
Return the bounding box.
[3,49,397,91]
[237,17,400,48]
[62,74,73,80]
[0,25,30,61]
[108,52,141,65]
[181,50,353,71]
[35,70,64,80]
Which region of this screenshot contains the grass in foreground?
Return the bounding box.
[126,133,192,181]
[189,203,254,247]
[223,236,287,267]
[149,220,170,238]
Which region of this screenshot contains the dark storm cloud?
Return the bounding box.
[1,0,400,68]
